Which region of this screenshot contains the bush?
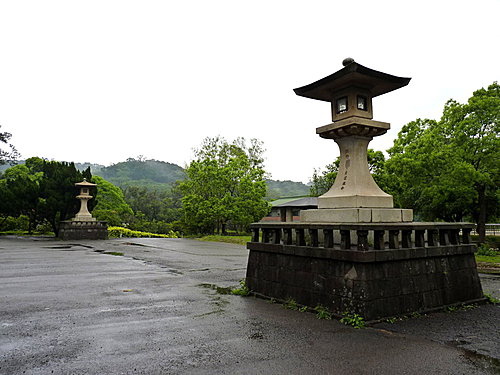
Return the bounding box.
[92,209,124,226]
[0,215,29,231]
[477,244,499,256]
[108,226,178,239]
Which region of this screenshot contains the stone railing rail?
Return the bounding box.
[249,222,474,252]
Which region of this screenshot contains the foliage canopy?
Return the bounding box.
[179,136,270,234]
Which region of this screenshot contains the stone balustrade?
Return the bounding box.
[250,222,473,252]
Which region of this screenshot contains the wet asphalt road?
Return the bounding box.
[0,236,499,375]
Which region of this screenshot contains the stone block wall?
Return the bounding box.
[58,220,108,240]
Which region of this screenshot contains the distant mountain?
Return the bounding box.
[96,158,185,191]
[266,179,310,200]
[1,158,310,198]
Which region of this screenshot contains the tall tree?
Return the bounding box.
[0,125,20,165]
[91,175,134,226]
[179,137,270,234]
[26,157,92,235]
[0,164,41,231]
[386,82,499,241]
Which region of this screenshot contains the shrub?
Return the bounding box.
[477,244,499,256]
[0,215,29,231]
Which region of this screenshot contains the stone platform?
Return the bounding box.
[58,220,108,240]
[246,222,484,321]
[301,207,413,223]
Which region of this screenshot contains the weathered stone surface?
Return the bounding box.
[301,207,414,223]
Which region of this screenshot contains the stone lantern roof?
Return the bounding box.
[293,59,411,102]
[75,178,96,188]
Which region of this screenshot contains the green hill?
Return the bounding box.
[266,179,310,200]
[96,158,185,191]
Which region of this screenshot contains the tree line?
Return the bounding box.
[1,82,498,239]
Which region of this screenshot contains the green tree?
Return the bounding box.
[91,175,134,226]
[0,164,41,231]
[310,149,387,197]
[386,82,499,241]
[0,125,20,165]
[27,157,93,235]
[179,137,270,234]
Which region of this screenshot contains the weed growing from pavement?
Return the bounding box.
[484,293,499,304]
[231,280,250,296]
[340,312,366,328]
[283,298,299,310]
[314,304,332,320]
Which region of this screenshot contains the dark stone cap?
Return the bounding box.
[294,60,411,102]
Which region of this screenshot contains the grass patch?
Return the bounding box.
[103,251,124,256]
[476,254,500,264]
[196,235,251,246]
[0,230,54,236]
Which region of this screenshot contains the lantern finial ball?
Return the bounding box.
[342,57,355,66]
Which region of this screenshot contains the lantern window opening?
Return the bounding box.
[336,96,348,114]
[357,95,368,111]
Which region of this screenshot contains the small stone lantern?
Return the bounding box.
[73,178,97,221]
[294,58,413,223]
[58,178,108,240]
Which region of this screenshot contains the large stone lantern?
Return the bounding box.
[294,58,412,223]
[245,59,483,321]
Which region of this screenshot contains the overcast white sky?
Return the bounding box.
[0,0,498,183]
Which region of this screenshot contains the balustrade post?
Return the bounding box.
[283,228,293,245]
[402,230,412,248]
[263,229,271,243]
[308,228,319,247]
[427,229,438,247]
[449,229,460,245]
[415,230,425,248]
[388,230,399,249]
[462,228,472,244]
[273,228,282,244]
[295,228,305,246]
[323,229,334,248]
[374,230,385,250]
[252,228,260,242]
[357,230,369,251]
[439,229,450,246]
[340,230,351,250]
